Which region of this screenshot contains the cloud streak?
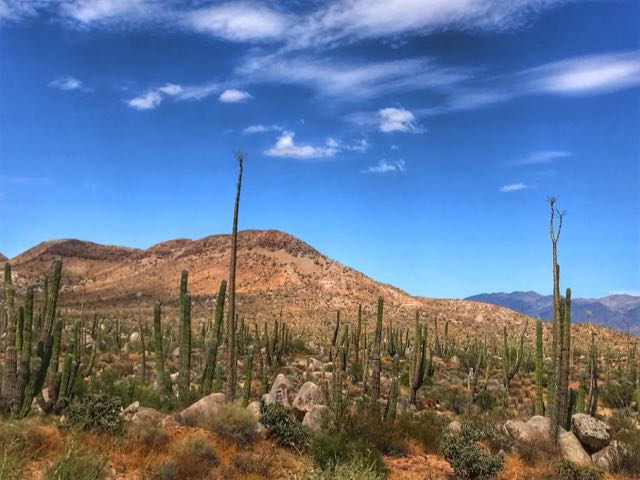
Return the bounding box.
[500,183,528,192]
[510,150,571,166]
[362,159,406,174]
[265,131,338,159]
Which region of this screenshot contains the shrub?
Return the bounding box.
[339,405,406,456]
[608,411,640,475]
[393,411,445,453]
[517,435,558,466]
[260,401,310,449]
[65,392,123,434]
[311,432,385,475]
[308,453,387,480]
[45,439,107,480]
[475,390,496,413]
[0,419,59,479]
[600,382,635,409]
[441,426,505,479]
[233,450,276,478]
[167,434,219,479]
[206,402,259,445]
[551,459,603,480]
[127,424,169,452]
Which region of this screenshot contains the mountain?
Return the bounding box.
[1,230,631,349]
[0,253,6,262]
[466,291,640,334]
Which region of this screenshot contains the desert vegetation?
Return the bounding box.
[0,159,638,480]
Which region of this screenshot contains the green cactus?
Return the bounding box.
[2,263,18,411]
[410,316,426,405]
[534,319,545,415]
[372,297,383,403]
[179,288,192,400]
[153,302,171,394]
[201,281,227,396]
[242,346,254,407]
[388,354,399,419]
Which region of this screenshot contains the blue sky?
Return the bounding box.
[0,0,639,299]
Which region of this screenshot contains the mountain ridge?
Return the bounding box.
[466,291,640,334]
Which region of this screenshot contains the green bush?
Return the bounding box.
[340,405,406,456]
[307,453,387,480]
[260,401,310,448]
[65,392,123,434]
[311,433,385,475]
[600,382,635,409]
[551,459,603,480]
[475,390,496,413]
[393,411,445,453]
[206,402,259,445]
[441,426,505,479]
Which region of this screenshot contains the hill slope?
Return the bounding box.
[2,230,631,348]
[466,291,640,334]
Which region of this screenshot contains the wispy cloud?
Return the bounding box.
[523,51,640,96]
[218,88,252,103]
[60,0,158,26]
[500,182,528,192]
[265,131,338,159]
[362,159,406,174]
[242,124,284,135]
[510,150,571,166]
[127,91,162,110]
[49,75,85,91]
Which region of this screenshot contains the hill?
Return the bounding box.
[466,291,640,334]
[2,230,632,349]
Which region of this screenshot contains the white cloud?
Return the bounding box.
[218,88,252,103]
[127,90,162,110]
[378,107,421,133]
[184,3,289,42]
[158,83,182,95]
[49,75,84,91]
[238,54,469,100]
[265,131,338,159]
[511,150,571,166]
[61,0,157,25]
[348,138,370,152]
[526,51,640,95]
[243,124,284,135]
[363,159,406,174]
[500,183,528,192]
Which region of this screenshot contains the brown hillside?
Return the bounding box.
[4,230,631,350]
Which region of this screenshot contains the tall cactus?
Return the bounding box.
[586,331,598,416]
[201,281,226,395]
[226,151,244,401]
[502,322,527,395]
[388,354,399,419]
[179,284,192,400]
[2,263,18,411]
[153,302,171,394]
[534,319,545,415]
[15,288,34,411]
[354,305,362,364]
[372,297,383,403]
[410,315,426,405]
[242,346,254,407]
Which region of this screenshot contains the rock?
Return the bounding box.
[448,356,461,369]
[264,374,294,408]
[559,430,592,466]
[129,332,140,343]
[292,382,327,415]
[159,415,180,429]
[505,420,539,443]
[247,400,261,420]
[255,422,268,440]
[527,415,554,441]
[592,440,627,471]
[175,392,226,428]
[446,420,462,435]
[302,405,330,432]
[308,358,323,372]
[122,401,140,421]
[571,414,611,453]
[131,407,165,427]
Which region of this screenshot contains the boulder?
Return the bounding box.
[559,430,592,466]
[446,420,462,435]
[571,414,611,453]
[302,405,330,432]
[264,374,294,408]
[527,415,554,441]
[308,358,323,372]
[292,382,327,415]
[175,392,226,428]
[592,440,628,471]
[129,332,140,343]
[247,400,261,420]
[505,420,539,443]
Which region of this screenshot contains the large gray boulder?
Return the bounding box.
[559,430,592,466]
[264,374,295,408]
[302,405,330,432]
[505,420,539,443]
[527,415,554,441]
[175,392,226,428]
[592,440,628,471]
[571,414,611,453]
[122,401,165,427]
[292,382,327,415]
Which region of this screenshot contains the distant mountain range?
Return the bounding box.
[466,291,640,334]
